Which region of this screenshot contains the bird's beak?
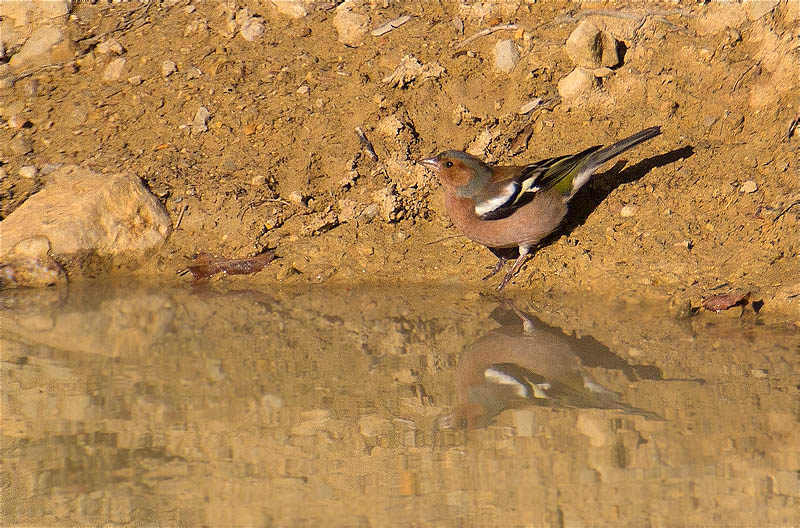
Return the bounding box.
[418,157,441,171]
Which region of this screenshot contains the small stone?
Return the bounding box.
[296,84,309,94]
[494,39,520,73]
[103,57,126,81]
[565,20,620,69]
[40,163,62,175]
[185,67,202,80]
[96,38,124,55]
[240,17,265,41]
[557,67,598,102]
[8,114,29,129]
[19,165,38,179]
[740,180,758,193]
[288,191,305,205]
[271,0,310,18]
[360,203,380,222]
[8,26,64,69]
[127,75,142,85]
[161,60,177,77]
[620,204,638,217]
[333,1,369,47]
[11,135,33,156]
[191,106,210,134]
[518,98,543,115]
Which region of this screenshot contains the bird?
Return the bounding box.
[438,303,663,430]
[419,126,662,290]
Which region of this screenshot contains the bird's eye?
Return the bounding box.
[445,161,454,168]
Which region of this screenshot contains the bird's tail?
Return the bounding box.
[585,126,662,171]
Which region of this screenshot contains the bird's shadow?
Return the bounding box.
[544,145,694,250]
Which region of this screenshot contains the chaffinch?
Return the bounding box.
[439,304,662,429]
[420,126,662,290]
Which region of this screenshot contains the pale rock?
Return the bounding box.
[39,0,73,18]
[333,1,369,47]
[192,106,211,134]
[620,204,637,217]
[272,0,311,18]
[240,17,265,41]
[744,0,780,21]
[8,26,64,69]
[288,191,305,204]
[557,67,598,102]
[161,60,177,77]
[96,38,124,55]
[377,115,404,137]
[127,75,142,85]
[10,135,33,155]
[8,114,29,129]
[565,21,620,69]
[0,236,67,287]
[103,57,127,81]
[467,129,494,156]
[19,165,38,179]
[494,39,520,73]
[740,180,758,193]
[0,165,172,279]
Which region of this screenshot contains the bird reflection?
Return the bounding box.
[441,303,663,429]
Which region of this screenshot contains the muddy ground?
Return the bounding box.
[1,1,798,320]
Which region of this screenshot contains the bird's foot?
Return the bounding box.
[482,257,508,281]
[496,268,516,291]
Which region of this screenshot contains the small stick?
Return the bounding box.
[175,204,188,230]
[355,127,378,161]
[773,200,800,223]
[786,115,800,139]
[455,24,520,49]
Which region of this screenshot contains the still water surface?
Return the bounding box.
[2,281,798,526]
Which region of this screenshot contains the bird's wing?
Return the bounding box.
[473,145,603,220]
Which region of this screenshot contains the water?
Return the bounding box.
[1,281,798,526]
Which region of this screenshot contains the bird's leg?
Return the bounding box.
[496,244,531,291]
[482,256,508,281]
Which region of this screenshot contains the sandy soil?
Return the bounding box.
[1,1,798,318]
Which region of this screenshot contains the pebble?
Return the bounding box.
[11,135,33,155]
[8,114,30,129]
[127,75,142,85]
[191,106,210,134]
[271,0,309,18]
[333,1,369,47]
[19,165,38,179]
[288,191,306,205]
[518,98,543,115]
[740,180,758,193]
[8,26,64,69]
[565,21,620,69]
[494,39,520,73]
[240,17,265,41]
[557,67,597,102]
[103,57,126,81]
[161,60,177,77]
[96,38,124,55]
[620,204,638,217]
[40,163,62,175]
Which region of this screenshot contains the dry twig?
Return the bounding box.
[455,24,520,49]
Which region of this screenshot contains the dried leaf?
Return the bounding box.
[184,251,276,280]
[702,290,750,312]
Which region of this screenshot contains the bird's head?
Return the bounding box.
[418,150,491,191]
